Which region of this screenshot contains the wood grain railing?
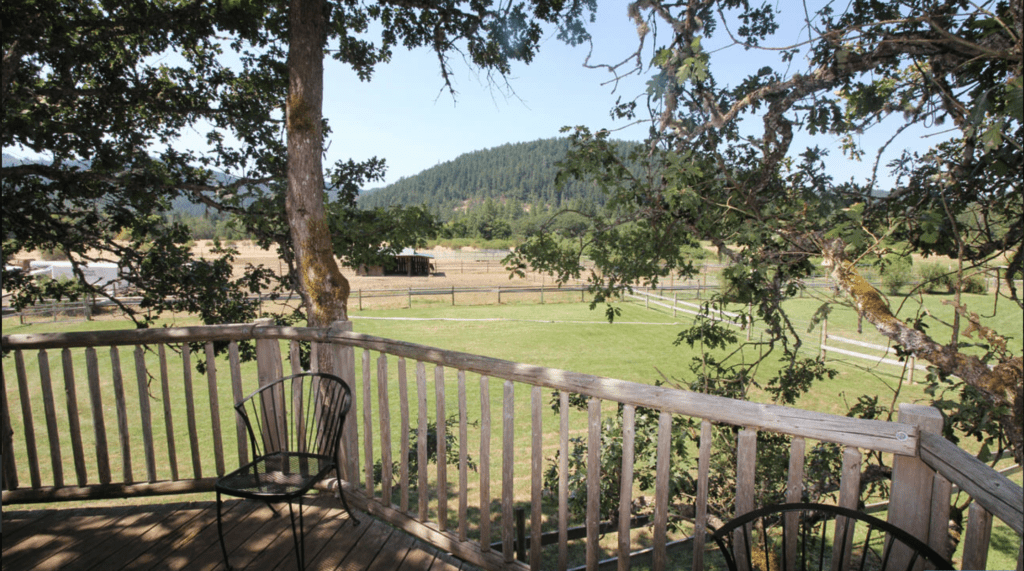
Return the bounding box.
[3,321,1021,571]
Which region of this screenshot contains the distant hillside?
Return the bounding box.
[3,153,253,219]
[357,138,636,219]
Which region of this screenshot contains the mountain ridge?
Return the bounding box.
[356,137,634,219]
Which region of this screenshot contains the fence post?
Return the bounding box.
[452,286,455,306]
[820,314,828,360]
[888,404,943,571]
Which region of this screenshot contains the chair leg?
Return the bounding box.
[264,500,281,517]
[287,499,305,570]
[217,491,233,571]
[334,468,360,526]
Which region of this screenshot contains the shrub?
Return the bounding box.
[680,243,709,261]
[961,274,987,294]
[918,262,954,293]
[38,248,68,261]
[880,256,913,295]
[917,263,988,294]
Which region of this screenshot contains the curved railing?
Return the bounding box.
[3,321,1020,570]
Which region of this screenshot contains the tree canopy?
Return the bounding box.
[509,0,1022,530]
[2,0,596,332]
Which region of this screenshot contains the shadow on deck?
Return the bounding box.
[2,493,479,571]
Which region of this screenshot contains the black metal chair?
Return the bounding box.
[216,372,359,570]
[709,502,954,571]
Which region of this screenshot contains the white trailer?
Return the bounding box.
[27,261,127,293]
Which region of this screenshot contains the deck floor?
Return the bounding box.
[2,493,479,570]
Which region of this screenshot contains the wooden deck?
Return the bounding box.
[2,493,480,571]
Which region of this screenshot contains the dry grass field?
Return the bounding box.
[195,240,547,292]
[5,240,547,294]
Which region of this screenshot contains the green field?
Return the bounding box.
[3,291,1020,569]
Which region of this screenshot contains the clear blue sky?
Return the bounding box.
[324,2,934,191]
[324,3,651,188]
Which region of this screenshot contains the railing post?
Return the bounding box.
[515,506,527,562]
[962,501,993,570]
[254,318,282,387]
[326,320,355,380]
[328,320,357,485]
[888,404,943,571]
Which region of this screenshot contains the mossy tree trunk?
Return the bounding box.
[286,0,350,338]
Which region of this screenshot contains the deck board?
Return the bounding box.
[2,493,481,570]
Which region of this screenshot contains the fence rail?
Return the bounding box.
[3,322,1021,570]
[353,284,590,310]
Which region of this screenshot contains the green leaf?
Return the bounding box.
[1005,77,1023,122]
[980,120,1004,151]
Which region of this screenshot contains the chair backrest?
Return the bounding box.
[709,502,954,571]
[235,372,353,462]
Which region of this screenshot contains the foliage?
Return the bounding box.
[927,373,1012,463]
[2,0,597,328]
[358,138,650,243]
[918,262,989,294]
[543,389,699,529]
[358,138,621,215]
[372,415,478,489]
[880,256,914,296]
[961,274,989,294]
[174,212,253,242]
[918,263,956,294]
[510,0,1023,532]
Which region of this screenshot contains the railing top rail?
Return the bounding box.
[328,330,918,455]
[919,431,1024,535]
[2,322,268,349]
[3,324,918,456]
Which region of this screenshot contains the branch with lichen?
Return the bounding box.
[822,239,1023,462]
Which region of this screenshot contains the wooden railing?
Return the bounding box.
[3,321,1021,570]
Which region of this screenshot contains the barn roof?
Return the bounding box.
[396,247,433,258]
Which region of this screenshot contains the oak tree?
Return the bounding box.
[510,0,1022,532]
[2,0,596,348]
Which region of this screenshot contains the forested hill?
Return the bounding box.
[357,138,633,218]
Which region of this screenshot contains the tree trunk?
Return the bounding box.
[286,0,350,334]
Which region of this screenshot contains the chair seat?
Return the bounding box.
[215,451,336,500]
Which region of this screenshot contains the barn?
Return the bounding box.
[356,248,434,277]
